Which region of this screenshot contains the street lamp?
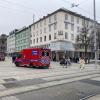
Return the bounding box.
[93,0,98,67]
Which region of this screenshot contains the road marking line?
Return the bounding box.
[0,73,99,98]
[90,76,100,81]
[42,71,100,81]
[0,80,5,84]
[0,85,6,90]
[1,96,19,100]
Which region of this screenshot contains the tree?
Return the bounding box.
[76,25,92,64]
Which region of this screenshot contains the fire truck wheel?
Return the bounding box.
[44,66,49,69]
[29,63,33,68]
[15,62,19,67]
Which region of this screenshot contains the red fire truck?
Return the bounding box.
[14,48,51,68]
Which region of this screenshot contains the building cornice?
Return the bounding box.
[30,7,99,27]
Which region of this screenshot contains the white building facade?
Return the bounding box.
[7,30,18,55]
[30,8,94,60]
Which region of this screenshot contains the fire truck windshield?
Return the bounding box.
[42,52,49,56]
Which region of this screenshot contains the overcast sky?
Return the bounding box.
[0,0,100,35]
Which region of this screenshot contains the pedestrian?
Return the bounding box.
[60,57,65,68]
[79,57,85,70]
[76,57,79,63]
[64,57,68,68]
[12,55,16,63]
[67,57,71,66]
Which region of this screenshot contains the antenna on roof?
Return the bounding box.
[33,14,35,23]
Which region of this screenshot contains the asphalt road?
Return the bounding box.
[1,78,100,100]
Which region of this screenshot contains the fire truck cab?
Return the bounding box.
[15,48,51,68]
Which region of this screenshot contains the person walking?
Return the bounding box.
[12,55,16,63]
[65,57,68,68]
[67,57,71,66]
[79,57,85,70]
[60,57,65,68]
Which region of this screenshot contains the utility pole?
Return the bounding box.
[93,0,97,67]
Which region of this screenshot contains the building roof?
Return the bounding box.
[30,7,96,26]
[15,26,30,35]
[0,34,7,39]
[9,29,18,35]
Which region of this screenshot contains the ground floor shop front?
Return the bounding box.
[50,41,95,61]
[51,51,95,61]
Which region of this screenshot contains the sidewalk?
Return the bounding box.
[50,61,98,70]
[3,57,99,72]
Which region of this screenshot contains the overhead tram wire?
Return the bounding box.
[77,0,89,5]
[1,0,34,11]
[0,1,41,22]
[72,2,100,21]
[0,0,48,22]
[0,3,33,14]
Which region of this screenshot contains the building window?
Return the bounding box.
[40,29,42,34]
[65,14,68,20]
[37,23,38,28]
[54,33,57,39]
[77,27,80,33]
[86,21,89,27]
[37,31,38,35]
[71,15,74,22]
[33,32,35,37]
[33,25,35,30]
[40,21,42,27]
[71,34,74,40]
[54,23,57,30]
[49,25,51,32]
[44,19,46,25]
[37,38,38,43]
[44,28,46,33]
[77,17,79,24]
[49,34,51,40]
[40,37,42,42]
[54,14,57,21]
[71,24,74,31]
[65,23,68,29]
[65,32,68,39]
[44,36,46,41]
[49,17,51,23]
[20,34,22,38]
[82,19,84,25]
[33,39,35,44]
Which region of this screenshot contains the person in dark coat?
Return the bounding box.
[12,55,16,63]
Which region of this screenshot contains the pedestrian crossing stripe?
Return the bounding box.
[1,96,19,100]
[90,76,100,81]
[0,85,6,90]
